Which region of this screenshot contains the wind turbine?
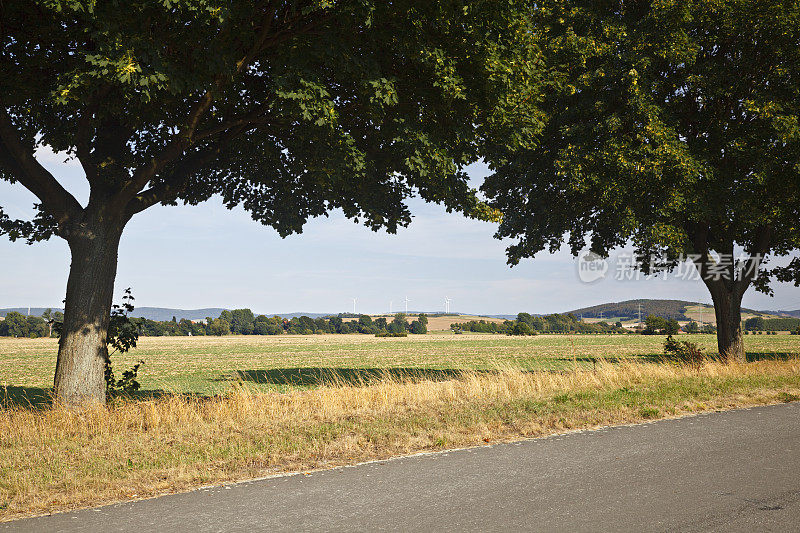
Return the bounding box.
[404,296,410,314]
[444,297,452,314]
[389,300,393,314]
[352,298,357,315]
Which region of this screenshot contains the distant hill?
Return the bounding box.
[565,299,772,321]
[566,299,699,321]
[0,307,63,318]
[758,309,800,318]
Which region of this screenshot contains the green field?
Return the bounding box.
[3,333,800,399]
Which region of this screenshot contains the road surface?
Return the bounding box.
[5,402,800,532]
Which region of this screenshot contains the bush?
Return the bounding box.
[663,335,705,368]
[507,322,536,336]
[375,331,407,338]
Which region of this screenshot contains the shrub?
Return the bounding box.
[663,335,705,368]
[105,288,144,396]
[375,331,408,338]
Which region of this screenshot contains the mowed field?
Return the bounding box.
[3,333,800,399]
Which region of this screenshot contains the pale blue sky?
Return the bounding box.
[2,150,799,315]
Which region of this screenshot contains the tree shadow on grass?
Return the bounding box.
[1,386,190,410]
[566,355,664,364]
[1,386,53,410]
[746,352,800,362]
[223,367,491,388]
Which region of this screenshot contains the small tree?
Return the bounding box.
[390,313,408,334]
[644,315,667,335]
[684,321,700,334]
[664,319,680,336]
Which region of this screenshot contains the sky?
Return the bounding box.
[2,150,800,316]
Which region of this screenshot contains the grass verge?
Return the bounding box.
[2,358,800,521]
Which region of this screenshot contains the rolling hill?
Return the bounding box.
[565,299,773,322]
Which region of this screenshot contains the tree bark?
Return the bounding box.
[53,221,124,406]
[706,281,746,362]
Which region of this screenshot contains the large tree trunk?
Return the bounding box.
[53,221,124,406]
[706,282,746,362]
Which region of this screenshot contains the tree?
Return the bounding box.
[644,315,667,335]
[208,318,231,337]
[483,1,800,361]
[744,317,766,331]
[0,312,28,337]
[390,313,408,334]
[664,319,680,336]
[1,1,539,405]
[409,319,427,334]
[684,321,700,334]
[230,309,256,335]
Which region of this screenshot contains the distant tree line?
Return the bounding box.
[120,310,428,337]
[0,309,63,338]
[452,313,628,335]
[744,317,800,332]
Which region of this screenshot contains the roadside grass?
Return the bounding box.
[2,357,800,521]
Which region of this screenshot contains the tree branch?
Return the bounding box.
[736,224,772,295]
[125,145,223,216]
[75,86,111,187]
[0,105,83,226]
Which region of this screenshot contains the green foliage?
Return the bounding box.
[0,312,48,338]
[105,289,143,396]
[375,331,408,338]
[644,315,667,335]
[762,318,800,332]
[486,1,800,273]
[683,321,700,334]
[454,313,625,335]
[207,318,231,336]
[390,313,408,334]
[105,360,144,396]
[508,321,536,336]
[107,289,139,355]
[701,324,717,334]
[745,317,766,331]
[409,320,427,334]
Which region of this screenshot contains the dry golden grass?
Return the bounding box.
[3,358,800,521]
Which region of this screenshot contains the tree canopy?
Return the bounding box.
[1,0,537,242]
[483,0,800,359]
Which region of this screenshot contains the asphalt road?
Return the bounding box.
[5,402,800,532]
